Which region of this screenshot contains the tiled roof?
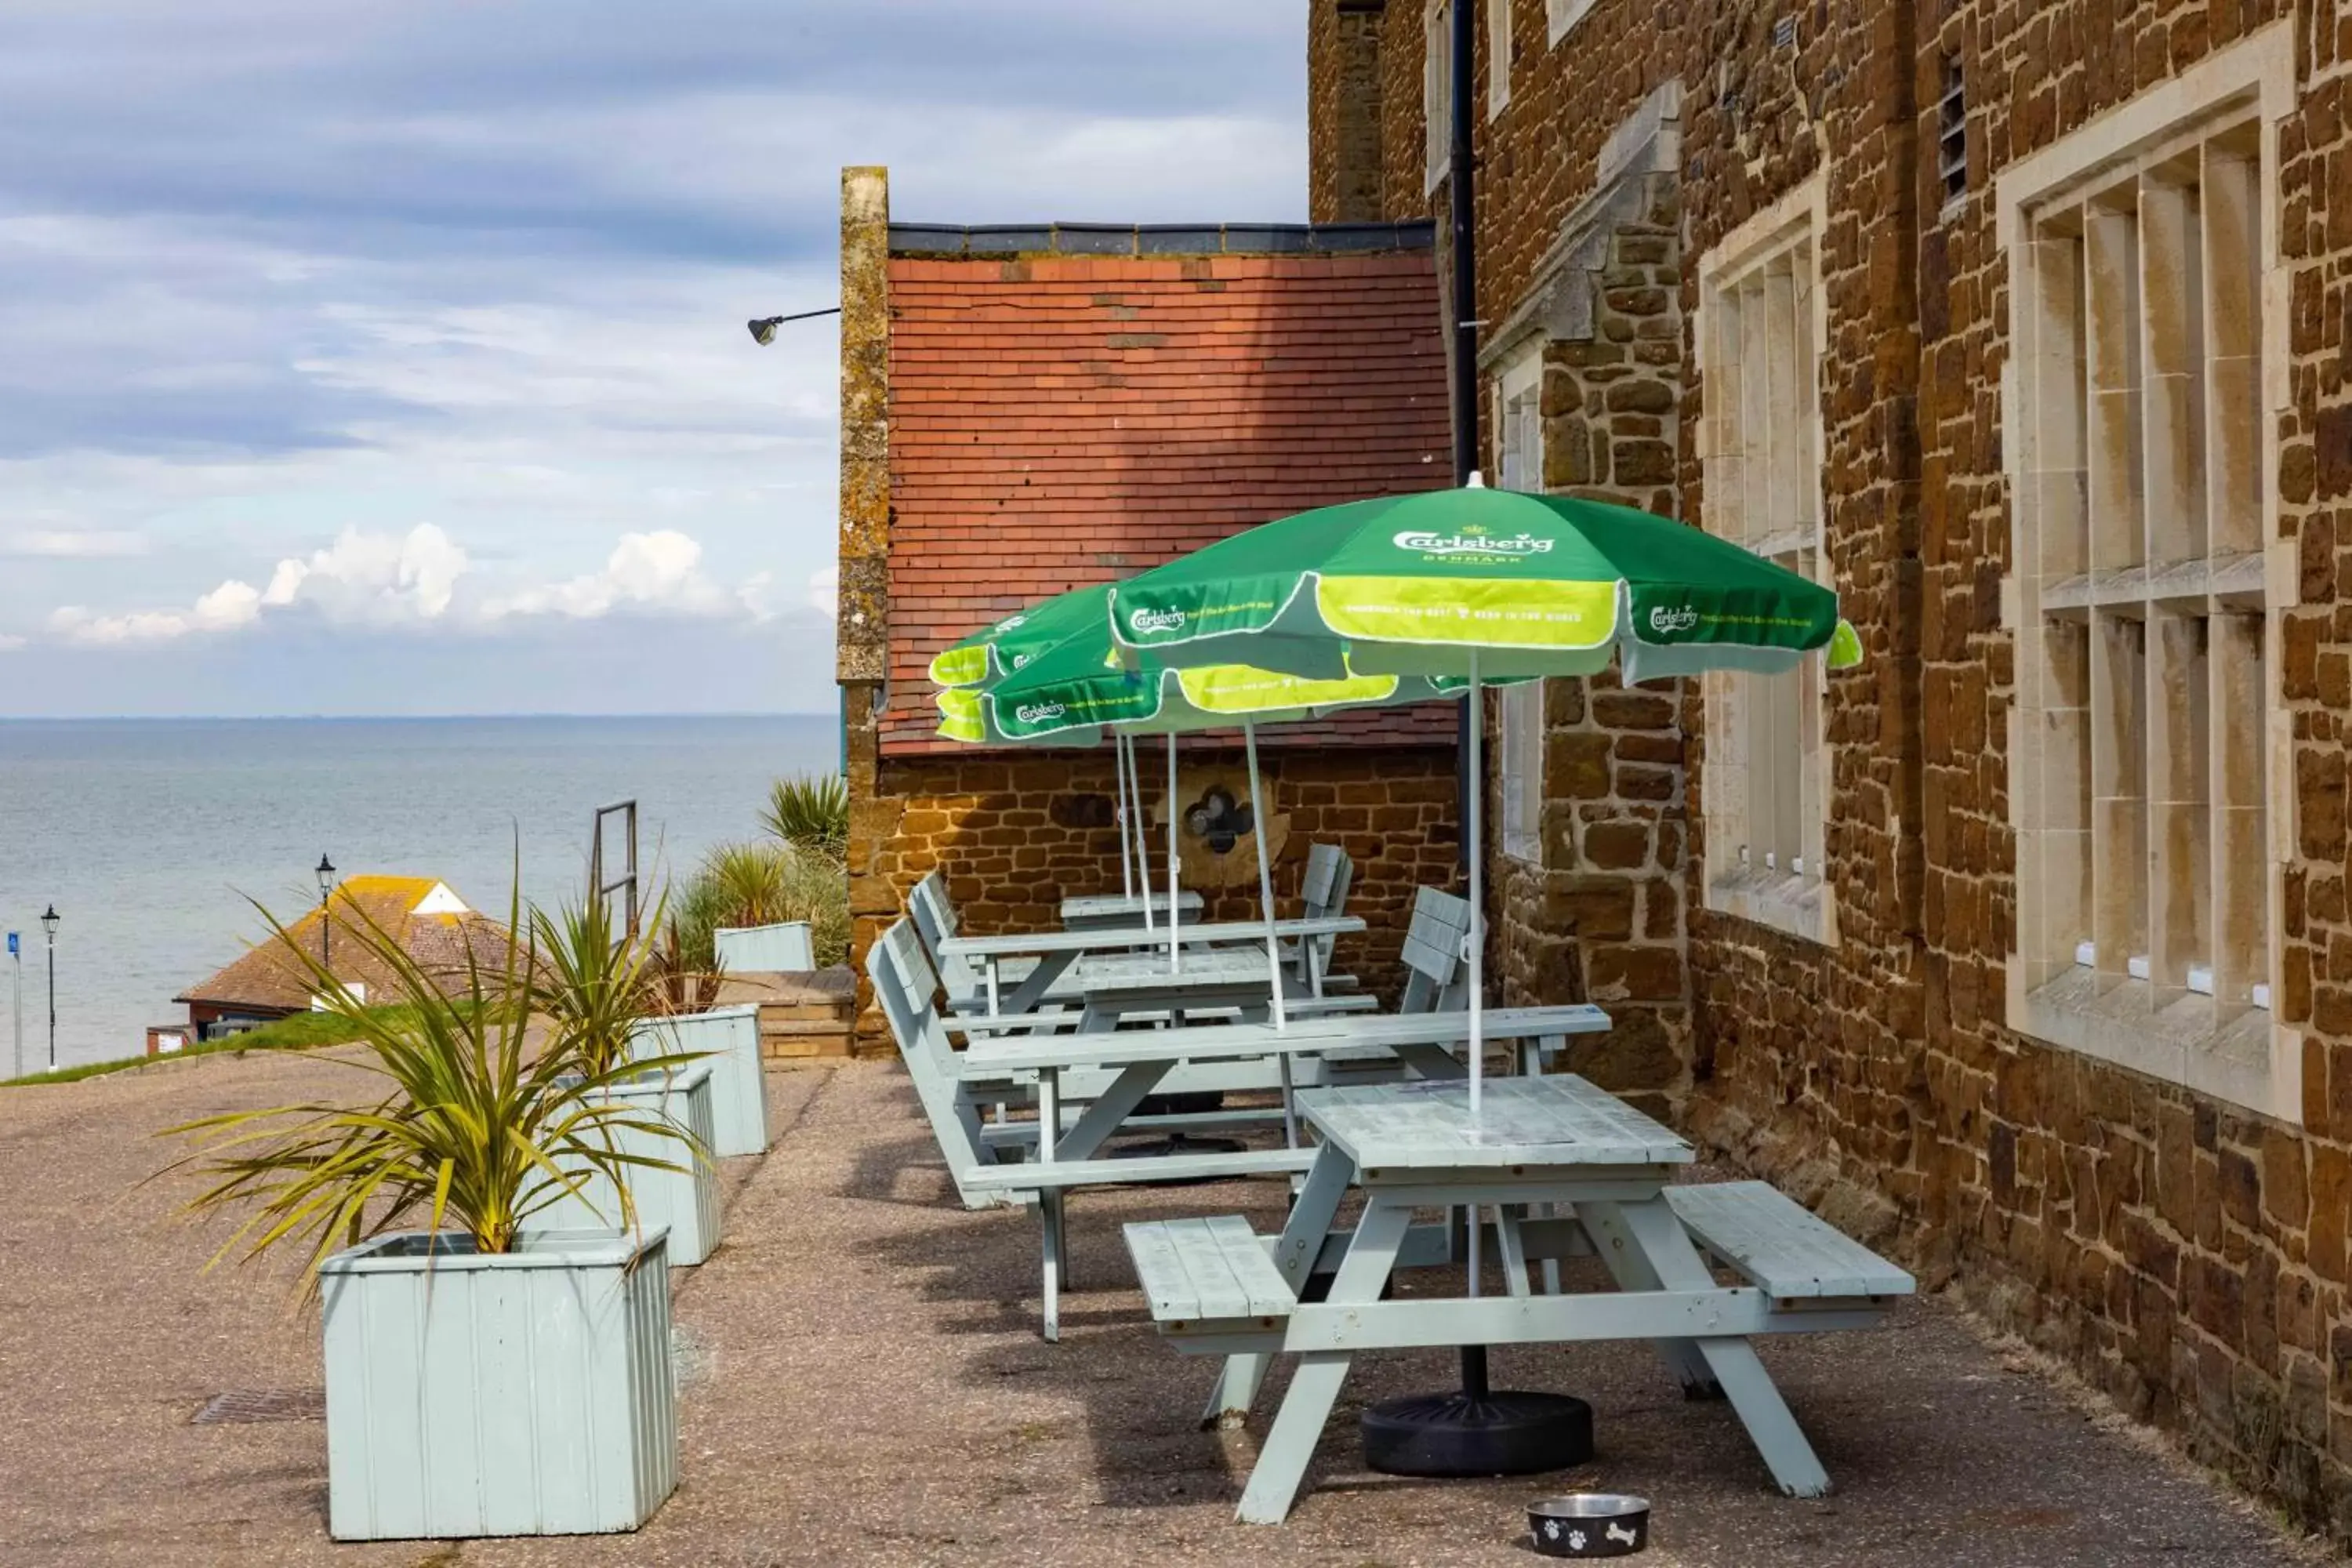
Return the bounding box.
[883,245,1458,755]
[176,876,514,1014]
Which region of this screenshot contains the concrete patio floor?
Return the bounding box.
[0,1049,2327,1567]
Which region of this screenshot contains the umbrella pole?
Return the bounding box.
[1468,650,1483,1120]
[1167,733,1181,975]
[1359,648,1591,1479]
[1243,721,1288,1036]
[1124,734,1153,930]
[1116,731,1135,903]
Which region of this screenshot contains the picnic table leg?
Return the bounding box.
[1610,1198,1833,1498]
[1577,1200,1719,1396]
[1203,1144,1353,1430]
[1036,1066,1062,1341]
[1236,1197,1412,1525]
[1051,1059,1172,1162]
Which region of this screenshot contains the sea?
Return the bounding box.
[0,714,837,1072]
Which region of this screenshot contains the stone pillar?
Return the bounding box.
[1308,0,1389,223]
[837,165,893,1032]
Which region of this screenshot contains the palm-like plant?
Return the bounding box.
[158,884,702,1287]
[760,773,848,856]
[529,887,669,1076]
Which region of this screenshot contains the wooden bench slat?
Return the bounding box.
[1203,1214,1295,1316]
[1125,1220,1201,1320]
[1666,1182,1915,1298]
[1164,1218,1255,1319]
[963,1145,1317,1192]
[1123,1214,1298,1323]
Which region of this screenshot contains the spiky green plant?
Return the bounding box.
[706,840,797,927]
[155,881,704,1287]
[529,886,670,1076]
[760,773,848,856]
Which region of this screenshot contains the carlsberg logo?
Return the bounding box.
[1014,702,1066,724]
[1128,606,1186,635]
[1394,529,1555,557]
[1648,604,1701,635]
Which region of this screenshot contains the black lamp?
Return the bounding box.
[315,855,337,965]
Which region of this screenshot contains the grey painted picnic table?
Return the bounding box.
[1071,947,1278,1030]
[1060,890,1203,930]
[956,1005,1612,1338]
[938,915,1365,1018]
[1178,1076,1891,1523]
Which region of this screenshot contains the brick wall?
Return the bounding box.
[1320,0,2352,1542]
[849,746,1462,1041]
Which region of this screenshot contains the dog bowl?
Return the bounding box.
[1528,1494,1650,1557]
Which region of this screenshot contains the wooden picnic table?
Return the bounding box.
[1071,948,1277,1030]
[1122,1075,1917,1523]
[939,915,1366,1018]
[1060,890,1203,930]
[956,1005,1613,1339]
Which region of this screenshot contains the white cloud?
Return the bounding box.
[50,576,263,644]
[262,523,468,624]
[480,528,752,622]
[2,529,147,558]
[40,522,780,647]
[805,563,837,617]
[0,633,25,652]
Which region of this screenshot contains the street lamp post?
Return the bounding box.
[316,855,338,969]
[39,905,59,1073]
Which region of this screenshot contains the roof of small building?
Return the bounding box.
[880,223,1457,755]
[175,876,514,1014]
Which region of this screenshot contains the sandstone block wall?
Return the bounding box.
[1317,0,2352,1542]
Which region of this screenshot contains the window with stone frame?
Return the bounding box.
[1697,180,1834,946]
[1424,0,1451,192]
[2004,26,2296,1120]
[1486,0,1513,118]
[1546,0,1596,43]
[1497,342,1545,863]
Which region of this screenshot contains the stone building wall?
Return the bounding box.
[1308,1,1388,223]
[1316,0,2352,1542]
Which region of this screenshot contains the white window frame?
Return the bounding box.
[1487,0,1513,118]
[1496,342,1545,863]
[1425,0,1452,193]
[1696,176,1835,948]
[1999,22,2299,1122]
[1547,0,1597,45]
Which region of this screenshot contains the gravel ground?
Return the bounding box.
[0,1051,2326,1567]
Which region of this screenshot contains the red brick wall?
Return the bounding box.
[881,248,1454,756]
[1330,0,2352,1541]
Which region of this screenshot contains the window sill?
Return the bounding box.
[1704,867,1836,947]
[2013,966,2298,1122]
[1548,0,1597,45]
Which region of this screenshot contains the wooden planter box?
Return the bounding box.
[630,1007,768,1156]
[318,1228,677,1540]
[531,1061,720,1265]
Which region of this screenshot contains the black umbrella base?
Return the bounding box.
[1361,1390,1594,1478]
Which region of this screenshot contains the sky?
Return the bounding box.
[0,2,1308,717]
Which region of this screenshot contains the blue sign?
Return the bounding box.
[5,933,15,957]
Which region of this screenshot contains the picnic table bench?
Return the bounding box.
[941,915,1369,1018]
[1065,947,1378,1032]
[1119,1076,1916,1522]
[1060,889,1203,930]
[959,1004,1610,1339]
